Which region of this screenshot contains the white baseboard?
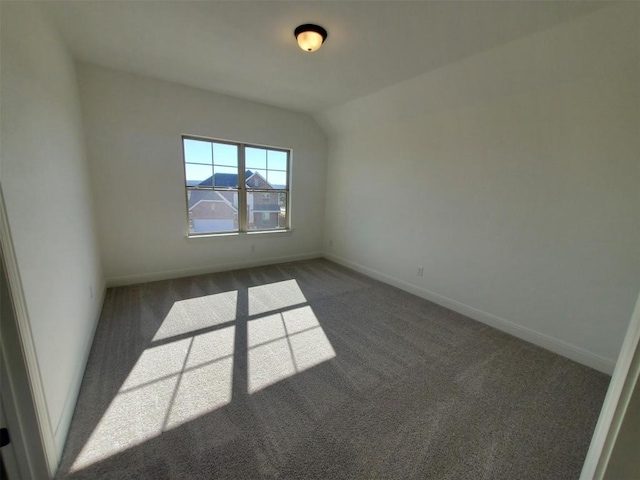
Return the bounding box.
[106,252,324,287]
[324,252,616,375]
[52,278,107,455]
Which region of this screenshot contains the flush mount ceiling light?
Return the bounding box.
[294,24,328,52]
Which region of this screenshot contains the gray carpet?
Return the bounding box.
[56,259,609,479]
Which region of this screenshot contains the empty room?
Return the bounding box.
[1,1,638,479]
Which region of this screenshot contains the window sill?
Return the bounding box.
[186,229,293,240]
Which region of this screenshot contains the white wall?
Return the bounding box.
[0,3,104,456]
[77,64,327,285]
[316,3,640,373]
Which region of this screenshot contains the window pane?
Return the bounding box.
[267,150,287,171]
[184,139,212,164]
[247,191,284,230]
[213,166,238,187]
[187,189,238,234]
[212,143,238,167]
[246,147,266,170]
[185,163,213,186]
[184,139,290,235]
[267,170,287,188]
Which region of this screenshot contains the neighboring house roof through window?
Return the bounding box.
[196,171,275,190]
[198,170,254,188]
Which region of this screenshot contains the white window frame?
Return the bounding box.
[182,135,291,237]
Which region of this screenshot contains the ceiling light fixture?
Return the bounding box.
[294,24,328,52]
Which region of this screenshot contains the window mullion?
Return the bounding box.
[238,144,247,232]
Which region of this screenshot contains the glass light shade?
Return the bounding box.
[296,30,324,52]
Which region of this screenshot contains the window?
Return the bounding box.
[183,136,290,235]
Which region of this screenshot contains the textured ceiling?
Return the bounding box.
[41,1,607,114]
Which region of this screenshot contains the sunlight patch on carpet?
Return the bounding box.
[153,290,238,341]
[165,327,235,429]
[72,326,235,472]
[248,279,307,316]
[248,305,335,393]
[73,279,336,471]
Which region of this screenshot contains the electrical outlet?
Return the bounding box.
[417,267,424,277]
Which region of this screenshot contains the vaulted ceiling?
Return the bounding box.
[41,1,607,114]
